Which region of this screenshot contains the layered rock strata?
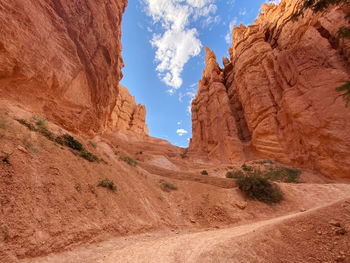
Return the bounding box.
[0,0,148,136]
[190,0,350,178]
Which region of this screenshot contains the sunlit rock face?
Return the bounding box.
[108,84,149,136]
[0,0,147,136]
[190,0,350,179]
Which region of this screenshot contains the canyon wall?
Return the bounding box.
[0,0,148,136]
[190,0,350,179]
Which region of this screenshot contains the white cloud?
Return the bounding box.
[239,8,247,16]
[265,0,281,4]
[177,121,182,125]
[225,17,238,44]
[177,128,188,136]
[143,0,217,92]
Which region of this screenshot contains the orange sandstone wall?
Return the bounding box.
[0,0,148,136]
[190,0,350,178]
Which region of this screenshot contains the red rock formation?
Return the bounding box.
[0,0,147,136]
[108,84,149,136]
[190,0,350,179]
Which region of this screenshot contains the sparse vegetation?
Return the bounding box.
[264,166,301,183]
[227,166,234,170]
[80,149,99,162]
[226,163,301,204]
[119,156,137,166]
[242,163,253,172]
[236,171,284,204]
[15,118,36,131]
[98,178,117,191]
[201,170,208,175]
[16,117,101,162]
[61,134,83,151]
[38,127,55,141]
[159,179,177,192]
[255,159,274,165]
[32,115,47,127]
[226,170,244,179]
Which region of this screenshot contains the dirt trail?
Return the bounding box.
[22,195,350,263]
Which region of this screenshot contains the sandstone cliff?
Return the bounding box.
[190,0,350,179]
[0,0,148,136]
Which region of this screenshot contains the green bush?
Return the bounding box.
[264,166,301,183]
[62,134,83,151]
[119,156,137,166]
[39,127,55,141]
[226,170,244,179]
[80,149,99,162]
[15,119,36,131]
[98,178,116,191]
[55,136,65,145]
[236,173,283,204]
[242,163,253,172]
[201,170,208,175]
[159,179,177,192]
[255,159,274,165]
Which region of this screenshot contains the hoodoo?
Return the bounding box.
[190,0,350,179]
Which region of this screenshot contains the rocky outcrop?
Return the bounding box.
[0,0,147,136]
[108,84,149,136]
[190,48,246,163]
[190,0,350,179]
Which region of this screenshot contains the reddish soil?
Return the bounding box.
[1,102,350,263]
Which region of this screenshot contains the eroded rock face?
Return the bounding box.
[0,0,147,136]
[190,0,350,179]
[108,84,149,136]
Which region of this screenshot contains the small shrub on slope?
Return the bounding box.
[98,178,117,191]
[236,171,283,204]
[119,156,137,166]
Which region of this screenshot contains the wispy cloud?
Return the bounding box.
[265,0,281,4]
[239,8,247,16]
[225,17,238,44]
[176,128,188,136]
[142,0,217,93]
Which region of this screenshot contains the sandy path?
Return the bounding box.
[22,195,350,263]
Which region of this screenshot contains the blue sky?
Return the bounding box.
[121,0,279,147]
